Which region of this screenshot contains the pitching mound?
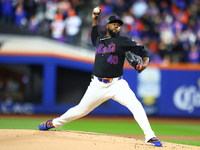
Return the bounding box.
[0,129,199,150]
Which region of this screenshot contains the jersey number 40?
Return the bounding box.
[107,55,118,65]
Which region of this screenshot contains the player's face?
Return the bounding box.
[107,22,121,37]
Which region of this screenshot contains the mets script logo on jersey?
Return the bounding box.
[96,43,116,54]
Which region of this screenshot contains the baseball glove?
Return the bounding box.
[125,51,143,73]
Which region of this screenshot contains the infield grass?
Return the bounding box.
[0,117,200,147]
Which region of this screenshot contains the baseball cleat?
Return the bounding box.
[38,120,54,130]
[146,137,162,147]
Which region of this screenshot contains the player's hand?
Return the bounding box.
[92,6,101,20]
[135,62,143,73]
[137,57,149,72]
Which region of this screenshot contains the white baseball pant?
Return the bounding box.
[53,75,156,142]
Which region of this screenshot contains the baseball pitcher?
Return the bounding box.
[38,6,162,147]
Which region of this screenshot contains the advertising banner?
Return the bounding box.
[137,68,161,115]
[158,70,200,117]
[0,53,200,117]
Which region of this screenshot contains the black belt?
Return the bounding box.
[92,75,122,83]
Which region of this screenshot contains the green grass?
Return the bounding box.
[150,123,200,136]
[162,140,200,147]
[63,120,200,136]
[0,117,200,147]
[63,120,143,134]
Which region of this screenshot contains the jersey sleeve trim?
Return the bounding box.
[136,46,143,55]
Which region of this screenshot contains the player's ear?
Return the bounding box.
[106,24,108,29]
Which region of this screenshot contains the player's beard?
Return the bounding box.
[108,28,120,37]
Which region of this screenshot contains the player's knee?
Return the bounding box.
[75,105,91,116]
[127,99,142,109]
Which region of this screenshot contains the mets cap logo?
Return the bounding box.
[115,15,119,19]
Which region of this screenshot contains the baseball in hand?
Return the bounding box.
[93,7,100,14]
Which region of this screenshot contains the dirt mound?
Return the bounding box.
[0,129,199,150]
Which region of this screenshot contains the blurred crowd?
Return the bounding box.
[96,0,200,64]
[1,0,200,64]
[0,0,83,44]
